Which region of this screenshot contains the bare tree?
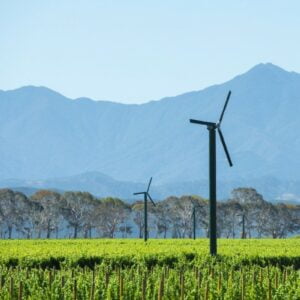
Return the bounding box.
[23,200,43,238]
[262,203,300,238]
[231,188,267,238]
[153,200,172,238]
[220,200,242,238]
[61,191,97,238]
[30,190,63,238]
[132,201,144,238]
[164,196,194,238]
[0,189,30,238]
[94,197,130,238]
[119,224,132,238]
[193,197,209,237]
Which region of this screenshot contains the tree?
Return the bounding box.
[231,188,267,238]
[119,225,132,238]
[95,197,130,238]
[152,200,172,238]
[132,201,144,238]
[218,200,243,238]
[30,190,63,238]
[263,203,300,238]
[192,197,209,237]
[23,200,43,239]
[163,196,194,238]
[0,189,30,238]
[61,191,97,238]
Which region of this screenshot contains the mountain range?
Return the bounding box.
[1,63,300,202]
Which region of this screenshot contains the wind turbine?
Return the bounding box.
[133,177,156,242]
[189,91,233,255]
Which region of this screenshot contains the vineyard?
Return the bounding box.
[0,239,299,299]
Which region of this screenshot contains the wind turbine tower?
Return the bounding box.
[133,177,156,242]
[189,91,233,255]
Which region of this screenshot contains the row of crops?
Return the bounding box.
[0,239,299,299]
[0,263,299,299]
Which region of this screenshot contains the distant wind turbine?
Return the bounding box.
[133,177,156,242]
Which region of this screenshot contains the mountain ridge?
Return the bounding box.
[0,63,300,201]
[1,171,300,203]
[2,62,291,105]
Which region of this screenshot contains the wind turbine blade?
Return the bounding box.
[190,119,215,126]
[217,128,233,167]
[133,192,145,195]
[146,177,152,193]
[218,91,231,124]
[147,193,156,206]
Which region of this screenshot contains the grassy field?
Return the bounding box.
[1,239,300,267]
[0,239,299,299]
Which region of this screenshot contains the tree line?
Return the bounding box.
[0,187,299,239]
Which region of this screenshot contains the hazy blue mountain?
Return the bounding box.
[1,63,300,201]
[1,172,300,203]
[0,172,143,199]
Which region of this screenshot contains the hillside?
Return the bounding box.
[1,63,300,200]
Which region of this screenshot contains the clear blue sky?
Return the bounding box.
[1,1,299,103]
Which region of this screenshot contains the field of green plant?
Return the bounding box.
[1,239,300,268]
[0,239,299,299]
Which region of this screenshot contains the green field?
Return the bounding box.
[1,239,300,267]
[0,239,299,299]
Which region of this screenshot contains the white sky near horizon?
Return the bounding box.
[1,1,300,103]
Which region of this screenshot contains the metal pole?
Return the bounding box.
[144,193,147,242]
[209,127,217,255]
[242,214,246,239]
[193,206,196,240]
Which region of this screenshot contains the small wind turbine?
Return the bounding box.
[189,91,233,255]
[133,177,156,242]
